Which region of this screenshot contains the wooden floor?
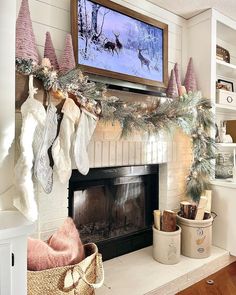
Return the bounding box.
[177,262,236,295]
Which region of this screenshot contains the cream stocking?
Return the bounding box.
[52,98,80,184]
[74,109,98,175]
[14,75,46,221]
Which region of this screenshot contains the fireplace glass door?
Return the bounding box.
[69,165,158,260]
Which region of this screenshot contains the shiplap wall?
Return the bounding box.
[16,0,191,238]
[16,0,70,59]
[217,38,236,105]
[0,2,16,210]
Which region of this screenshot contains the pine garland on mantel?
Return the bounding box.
[16,58,216,202]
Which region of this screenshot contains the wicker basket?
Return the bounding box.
[27,243,104,295]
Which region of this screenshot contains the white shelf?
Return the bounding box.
[216,59,236,79]
[211,179,236,188]
[216,143,236,147]
[215,103,236,114]
[215,103,236,120]
[217,22,236,48]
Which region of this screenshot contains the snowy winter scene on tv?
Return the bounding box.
[78,0,164,82]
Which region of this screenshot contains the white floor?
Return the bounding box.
[96,246,235,295]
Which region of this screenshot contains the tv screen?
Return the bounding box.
[71,0,168,88]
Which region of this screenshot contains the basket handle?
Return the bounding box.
[211,211,217,222]
[76,253,104,289]
[64,254,104,290]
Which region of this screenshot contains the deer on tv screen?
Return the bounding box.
[78,0,163,82]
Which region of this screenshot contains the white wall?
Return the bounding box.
[0,2,16,210]
[16,0,70,60]
[186,10,216,99]
[212,184,236,256]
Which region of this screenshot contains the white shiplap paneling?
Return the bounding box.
[17,0,70,32]
[35,0,70,11]
[0,0,16,210]
[16,0,70,55]
[32,22,68,51]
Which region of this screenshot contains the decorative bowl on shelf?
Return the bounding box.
[216,45,230,63]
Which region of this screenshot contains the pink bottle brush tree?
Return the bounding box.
[166,69,178,98]
[16,0,39,63]
[44,32,59,70]
[59,34,76,74]
[184,58,198,93]
[174,62,182,96]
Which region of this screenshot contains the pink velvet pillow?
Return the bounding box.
[27,217,85,271]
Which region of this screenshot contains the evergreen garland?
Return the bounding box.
[16,59,216,202]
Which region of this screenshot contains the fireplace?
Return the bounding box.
[68,165,159,260]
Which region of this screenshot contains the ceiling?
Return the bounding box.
[147,0,236,20]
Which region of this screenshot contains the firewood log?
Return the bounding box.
[153,210,161,230]
[189,204,197,219]
[195,196,207,220]
[204,190,212,213]
[180,201,192,219]
[162,210,177,232]
[204,211,211,220]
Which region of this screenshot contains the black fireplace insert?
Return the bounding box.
[68,165,158,260]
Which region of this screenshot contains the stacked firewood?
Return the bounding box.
[178,190,212,220]
[153,190,212,231]
[153,210,177,232]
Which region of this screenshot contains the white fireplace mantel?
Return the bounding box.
[34,120,193,240]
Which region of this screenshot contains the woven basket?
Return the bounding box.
[27,243,104,295]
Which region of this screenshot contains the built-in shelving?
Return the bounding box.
[216,59,236,79]
[216,143,236,147]
[188,9,236,255]
[217,21,236,47]
[215,103,236,118]
[215,103,236,113]
[215,20,236,194]
[211,178,236,188]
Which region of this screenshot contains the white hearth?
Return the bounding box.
[96,246,235,295]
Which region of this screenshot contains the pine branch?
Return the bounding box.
[15,57,216,203]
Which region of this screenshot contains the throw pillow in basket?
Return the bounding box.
[27,217,85,271]
[27,243,104,295]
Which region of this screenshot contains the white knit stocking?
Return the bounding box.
[14,113,38,221]
[74,109,98,175]
[52,98,80,183]
[14,75,46,221]
[34,102,57,193]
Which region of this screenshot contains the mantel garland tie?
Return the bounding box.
[16,58,216,202]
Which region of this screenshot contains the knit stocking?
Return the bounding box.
[52,98,80,184]
[14,75,46,221]
[14,113,39,221]
[74,109,98,175]
[34,101,58,194]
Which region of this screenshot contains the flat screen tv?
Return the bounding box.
[71,0,168,89]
